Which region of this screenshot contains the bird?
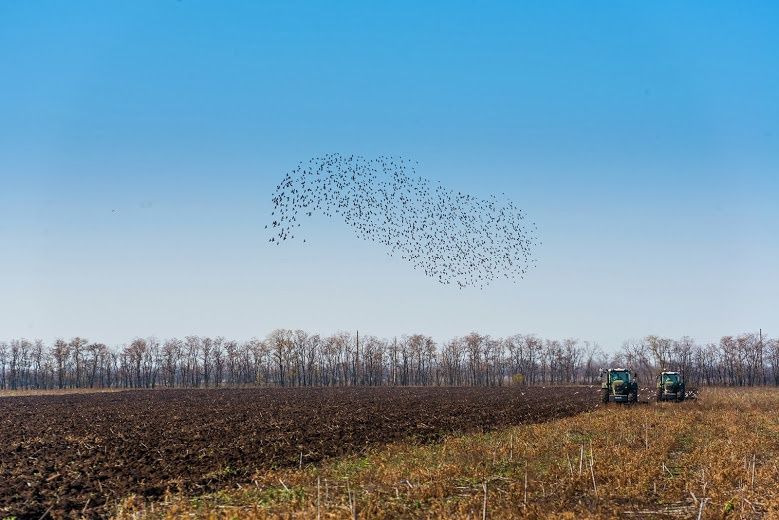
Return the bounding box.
[267,153,540,288]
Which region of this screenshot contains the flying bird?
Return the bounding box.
[268,154,540,289]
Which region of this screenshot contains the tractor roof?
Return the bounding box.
[661,371,680,375]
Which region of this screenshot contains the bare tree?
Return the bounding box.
[1,330,776,390]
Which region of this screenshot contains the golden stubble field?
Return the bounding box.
[114,387,779,519]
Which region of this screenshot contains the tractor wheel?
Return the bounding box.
[656,389,662,402]
[601,388,609,404]
[677,388,685,402]
[629,391,637,404]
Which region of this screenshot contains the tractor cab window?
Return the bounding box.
[663,373,679,384]
[611,371,630,383]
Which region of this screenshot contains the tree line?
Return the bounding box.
[0,330,775,390]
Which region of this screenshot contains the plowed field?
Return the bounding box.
[0,386,597,518]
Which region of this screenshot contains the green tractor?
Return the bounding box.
[656,371,685,402]
[600,368,639,404]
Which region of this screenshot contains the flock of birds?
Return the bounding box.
[268,154,540,289]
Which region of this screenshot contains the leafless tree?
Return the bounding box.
[2,330,775,390]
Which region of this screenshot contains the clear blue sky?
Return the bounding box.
[2,1,777,349]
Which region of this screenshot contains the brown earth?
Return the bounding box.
[0,388,131,398]
[0,386,598,519]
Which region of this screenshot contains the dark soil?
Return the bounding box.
[0,386,598,519]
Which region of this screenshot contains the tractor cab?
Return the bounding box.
[609,369,632,384]
[661,372,679,384]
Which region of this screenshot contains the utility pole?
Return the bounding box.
[355,330,359,386]
[760,328,764,385]
[393,337,397,386]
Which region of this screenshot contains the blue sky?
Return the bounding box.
[1,1,777,348]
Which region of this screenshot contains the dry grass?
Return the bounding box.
[115,388,779,519]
